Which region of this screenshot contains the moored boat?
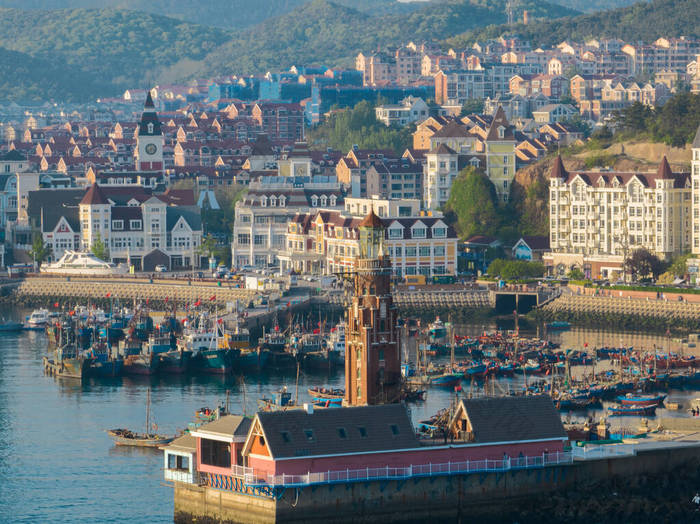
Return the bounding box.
[608,403,658,416]
[617,393,666,406]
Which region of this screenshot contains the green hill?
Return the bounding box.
[194,0,578,76]
[446,0,698,49]
[548,0,643,13]
[0,8,229,101]
[0,0,424,29]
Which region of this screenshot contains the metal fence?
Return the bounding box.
[244,451,573,488]
[571,444,636,460]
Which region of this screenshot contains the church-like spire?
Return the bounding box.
[138,89,161,137]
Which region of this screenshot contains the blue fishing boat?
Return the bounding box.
[429,373,462,387]
[546,321,571,331]
[428,317,448,339]
[617,393,666,406]
[609,404,658,416]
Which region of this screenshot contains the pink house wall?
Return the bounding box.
[196,439,245,476]
[250,440,565,477]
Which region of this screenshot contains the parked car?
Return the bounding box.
[155,265,168,273]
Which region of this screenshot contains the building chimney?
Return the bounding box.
[523,10,529,25]
[303,403,314,414]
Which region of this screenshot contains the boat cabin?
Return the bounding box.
[162,434,197,484]
[189,415,253,477]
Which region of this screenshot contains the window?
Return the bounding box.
[406,246,417,256]
[337,428,347,439]
[412,227,426,238]
[419,246,430,256]
[389,228,403,239]
[434,245,445,256]
[254,234,267,246]
[200,438,230,468]
[130,220,141,230]
[112,220,123,230]
[167,454,189,471]
[304,429,315,442]
[358,426,367,438]
[238,234,250,245]
[433,227,446,238]
[390,424,400,436]
[281,431,291,443]
[379,349,385,361]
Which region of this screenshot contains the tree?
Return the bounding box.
[487,259,544,280]
[624,248,664,281]
[29,233,49,266]
[197,234,217,259]
[668,253,691,278]
[91,232,109,261]
[443,167,501,239]
[567,268,585,280]
[460,98,484,116]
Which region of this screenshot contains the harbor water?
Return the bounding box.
[2,315,700,523]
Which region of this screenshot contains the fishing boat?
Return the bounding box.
[258,387,296,412]
[608,404,659,416]
[616,393,666,406]
[327,323,346,353]
[429,372,463,387]
[108,389,175,447]
[0,320,24,332]
[181,314,232,374]
[308,386,344,400]
[546,321,571,331]
[428,317,448,339]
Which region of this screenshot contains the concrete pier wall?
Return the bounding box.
[173,443,700,523]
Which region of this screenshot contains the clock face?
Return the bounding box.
[145,143,157,155]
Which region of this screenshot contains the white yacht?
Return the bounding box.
[27,308,50,327]
[40,251,128,276]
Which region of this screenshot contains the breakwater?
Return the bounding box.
[536,293,700,332]
[8,276,259,307]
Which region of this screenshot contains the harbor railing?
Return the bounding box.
[571,444,636,460]
[243,451,573,488]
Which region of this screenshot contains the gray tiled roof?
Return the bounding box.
[459,395,566,444]
[693,123,700,149]
[198,415,252,438]
[257,404,420,459]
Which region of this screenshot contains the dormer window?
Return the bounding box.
[311,195,318,207]
[320,195,327,206]
[270,196,277,207]
[261,196,267,207]
[279,196,286,207]
[330,195,337,206]
[498,126,505,139]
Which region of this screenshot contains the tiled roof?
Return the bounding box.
[198,415,252,438]
[256,404,420,459]
[457,395,567,444]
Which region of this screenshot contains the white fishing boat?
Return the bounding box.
[40,251,128,276]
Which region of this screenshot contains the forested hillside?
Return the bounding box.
[446,0,698,49]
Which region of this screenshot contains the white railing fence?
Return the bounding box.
[571,444,635,460]
[244,451,573,488]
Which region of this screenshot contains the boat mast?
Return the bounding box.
[146,387,151,436]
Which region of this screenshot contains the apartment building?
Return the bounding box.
[374,96,429,127]
[231,175,343,269]
[278,204,457,277]
[546,156,691,279]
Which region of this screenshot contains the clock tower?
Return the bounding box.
[135,90,164,172]
[344,210,402,406]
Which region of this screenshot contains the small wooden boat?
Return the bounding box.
[108,387,175,447]
[107,428,175,447]
[546,321,571,331]
[307,386,344,400]
[608,403,658,416]
[429,372,462,387]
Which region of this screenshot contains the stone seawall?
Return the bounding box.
[173,443,700,524]
[541,293,700,322]
[12,276,258,306]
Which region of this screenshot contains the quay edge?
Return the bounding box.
[172,442,700,524]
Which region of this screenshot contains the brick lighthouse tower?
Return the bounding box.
[344,210,402,406]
